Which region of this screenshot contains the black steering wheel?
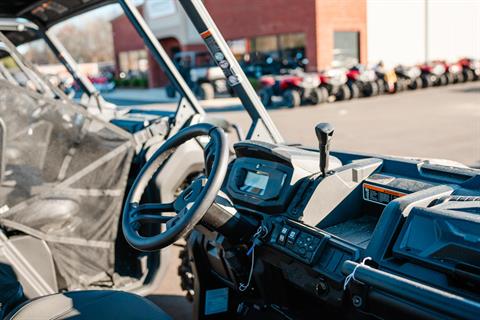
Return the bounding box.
[122,123,229,251]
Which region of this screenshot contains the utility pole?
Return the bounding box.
[424,0,429,62]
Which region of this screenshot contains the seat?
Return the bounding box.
[6,290,172,320]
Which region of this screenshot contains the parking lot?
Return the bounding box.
[140,81,479,319]
[232,82,479,167]
[129,81,480,167]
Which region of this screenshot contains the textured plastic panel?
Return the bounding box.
[393,206,480,273]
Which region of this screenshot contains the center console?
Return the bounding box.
[268,219,329,264]
[191,122,480,320]
[260,216,361,305]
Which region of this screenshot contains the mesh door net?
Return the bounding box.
[0,80,135,290]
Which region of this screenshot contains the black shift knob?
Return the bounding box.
[315,123,334,176]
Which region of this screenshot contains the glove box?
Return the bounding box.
[392,204,480,284]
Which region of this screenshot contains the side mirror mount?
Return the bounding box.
[0,118,5,184]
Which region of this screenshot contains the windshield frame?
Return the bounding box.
[10,0,285,143]
[0,31,64,99]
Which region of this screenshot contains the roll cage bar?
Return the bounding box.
[119,0,283,143]
[0,31,66,100]
[0,18,106,111]
[2,0,284,143]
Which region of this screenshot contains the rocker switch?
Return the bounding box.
[287,229,299,244]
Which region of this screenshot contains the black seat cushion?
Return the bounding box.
[5,290,172,320]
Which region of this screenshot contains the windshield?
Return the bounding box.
[12,0,479,168]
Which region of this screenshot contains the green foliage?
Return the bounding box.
[248,77,260,91]
[137,77,148,88]
[115,76,148,88]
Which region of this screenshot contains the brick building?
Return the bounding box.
[111,0,367,87]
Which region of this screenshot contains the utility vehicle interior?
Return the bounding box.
[1,1,479,320]
[0,1,241,318]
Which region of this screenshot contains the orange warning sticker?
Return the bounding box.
[201,30,212,39]
[363,183,406,205]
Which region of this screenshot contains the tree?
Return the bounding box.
[21,17,114,65]
[56,18,114,63]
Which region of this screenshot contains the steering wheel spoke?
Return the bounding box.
[130,214,173,230]
[129,202,175,215]
[165,216,179,230]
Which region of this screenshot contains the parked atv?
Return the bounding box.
[430,60,465,84]
[394,65,423,90]
[372,61,398,94]
[346,65,380,98]
[458,57,480,82]
[166,51,233,100]
[419,62,448,87]
[319,68,352,101]
[258,71,327,108]
[446,61,465,83]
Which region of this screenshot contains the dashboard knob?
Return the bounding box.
[315,279,329,296]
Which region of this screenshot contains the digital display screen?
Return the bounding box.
[240,171,269,196]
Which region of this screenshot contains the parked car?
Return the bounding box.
[166,51,233,100]
[88,75,116,92]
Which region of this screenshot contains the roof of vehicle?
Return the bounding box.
[0,1,115,46]
[3,28,37,47]
[0,1,115,29]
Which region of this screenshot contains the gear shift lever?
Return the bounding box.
[315,123,334,177]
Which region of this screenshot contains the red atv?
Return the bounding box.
[345,65,380,98]
[318,68,352,101]
[458,58,480,82]
[259,72,328,108]
[419,62,448,87]
[432,60,465,84]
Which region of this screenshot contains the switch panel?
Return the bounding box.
[270,219,329,264]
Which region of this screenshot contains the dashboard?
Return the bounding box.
[212,140,480,318]
[227,157,292,211]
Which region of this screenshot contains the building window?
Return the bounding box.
[333,31,360,67]
[279,33,306,66]
[242,33,307,75]
[227,39,248,59]
[252,35,278,53]
[279,33,305,51]
[118,49,148,74]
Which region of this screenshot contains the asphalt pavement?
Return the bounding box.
[123,81,480,167]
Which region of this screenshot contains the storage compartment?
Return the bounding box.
[392,204,480,283]
[324,215,377,249]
